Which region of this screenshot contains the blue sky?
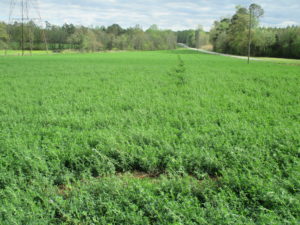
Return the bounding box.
[1,0,300,31]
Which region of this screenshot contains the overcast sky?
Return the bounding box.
[1,0,299,31]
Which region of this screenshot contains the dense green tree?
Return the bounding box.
[252,29,276,55]
[1,21,177,52]
[107,24,124,36]
[210,18,230,52]
[0,22,9,49]
[227,6,251,55]
[209,5,300,59]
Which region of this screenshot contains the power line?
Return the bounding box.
[8,0,48,56]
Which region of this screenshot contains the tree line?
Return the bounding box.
[0,21,211,53]
[209,5,300,59]
[0,22,177,52]
[1,5,299,59]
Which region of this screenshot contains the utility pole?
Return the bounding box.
[21,0,24,56]
[247,7,252,64]
[8,0,49,56]
[247,4,264,64]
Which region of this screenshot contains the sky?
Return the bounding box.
[1,0,300,31]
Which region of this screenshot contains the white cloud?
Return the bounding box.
[0,0,299,31]
[277,21,299,27]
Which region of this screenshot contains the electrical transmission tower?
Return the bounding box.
[8,0,48,56]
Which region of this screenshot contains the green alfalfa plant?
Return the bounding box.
[168,55,187,85]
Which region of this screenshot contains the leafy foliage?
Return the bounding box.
[0,22,8,49]
[3,22,176,52]
[0,50,299,224]
[210,5,300,59]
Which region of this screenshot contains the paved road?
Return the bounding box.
[178,43,260,61]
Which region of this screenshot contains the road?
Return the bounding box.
[178,43,260,61]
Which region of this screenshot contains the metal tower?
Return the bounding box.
[8,0,48,56]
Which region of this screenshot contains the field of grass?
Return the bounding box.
[0,49,299,224]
